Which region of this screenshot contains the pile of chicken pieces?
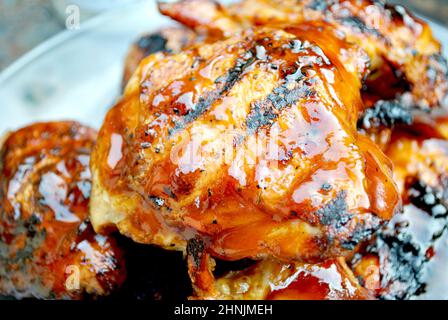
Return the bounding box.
[1,0,448,300]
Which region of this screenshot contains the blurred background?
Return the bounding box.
[0,0,447,72]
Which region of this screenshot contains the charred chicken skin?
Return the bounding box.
[191,115,448,300]
[91,21,400,280]
[352,117,448,299]
[0,122,125,299]
[159,0,448,111]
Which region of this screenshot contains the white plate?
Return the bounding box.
[0,1,447,134]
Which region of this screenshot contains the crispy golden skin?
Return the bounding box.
[91,23,400,271]
[159,0,448,110]
[0,122,125,299]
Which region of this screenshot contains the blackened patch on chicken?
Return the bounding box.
[245,39,333,134]
[316,191,380,250]
[358,100,413,130]
[338,16,382,38]
[149,195,165,208]
[137,33,169,56]
[187,237,206,268]
[316,191,352,228]
[374,229,426,300]
[407,178,448,218]
[246,70,315,134]
[341,218,380,250]
[219,51,256,92]
[0,214,46,268]
[173,51,256,132]
[366,178,448,299]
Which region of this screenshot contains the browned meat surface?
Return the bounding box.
[160,0,448,110]
[90,21,400,294]
[0,122,125,299]
[352,117,448,299]
[122,27,198,88]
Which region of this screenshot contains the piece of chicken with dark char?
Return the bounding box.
[159,0,448,111]
[90,20,400,294]
[191,115,448,300]
[0,122,125,299]
[352,116,448,299]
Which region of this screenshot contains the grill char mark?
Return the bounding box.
[365,178,448,299]
[137,33,169,56]
[246,80,314,134]
[358,100,413,130]
[245,39,331,134]
[187,237,206,269]
[338,16,382,38]
[171,50,256,133]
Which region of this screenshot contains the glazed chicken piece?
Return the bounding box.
[122,27,198,88]
[352,118,448,299]
[193,257,371,300]
[90,22,400,280]
[0,122,125,299]
[159,0,448,111]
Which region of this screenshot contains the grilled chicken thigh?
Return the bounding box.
[353,117,448,299]
[0,122,125,299]
[91,23,400,279]
[159,0,448,111]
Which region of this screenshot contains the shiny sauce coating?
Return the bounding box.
[353,119,448,299]
[0,122,125,299]
[91,25,400,264]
